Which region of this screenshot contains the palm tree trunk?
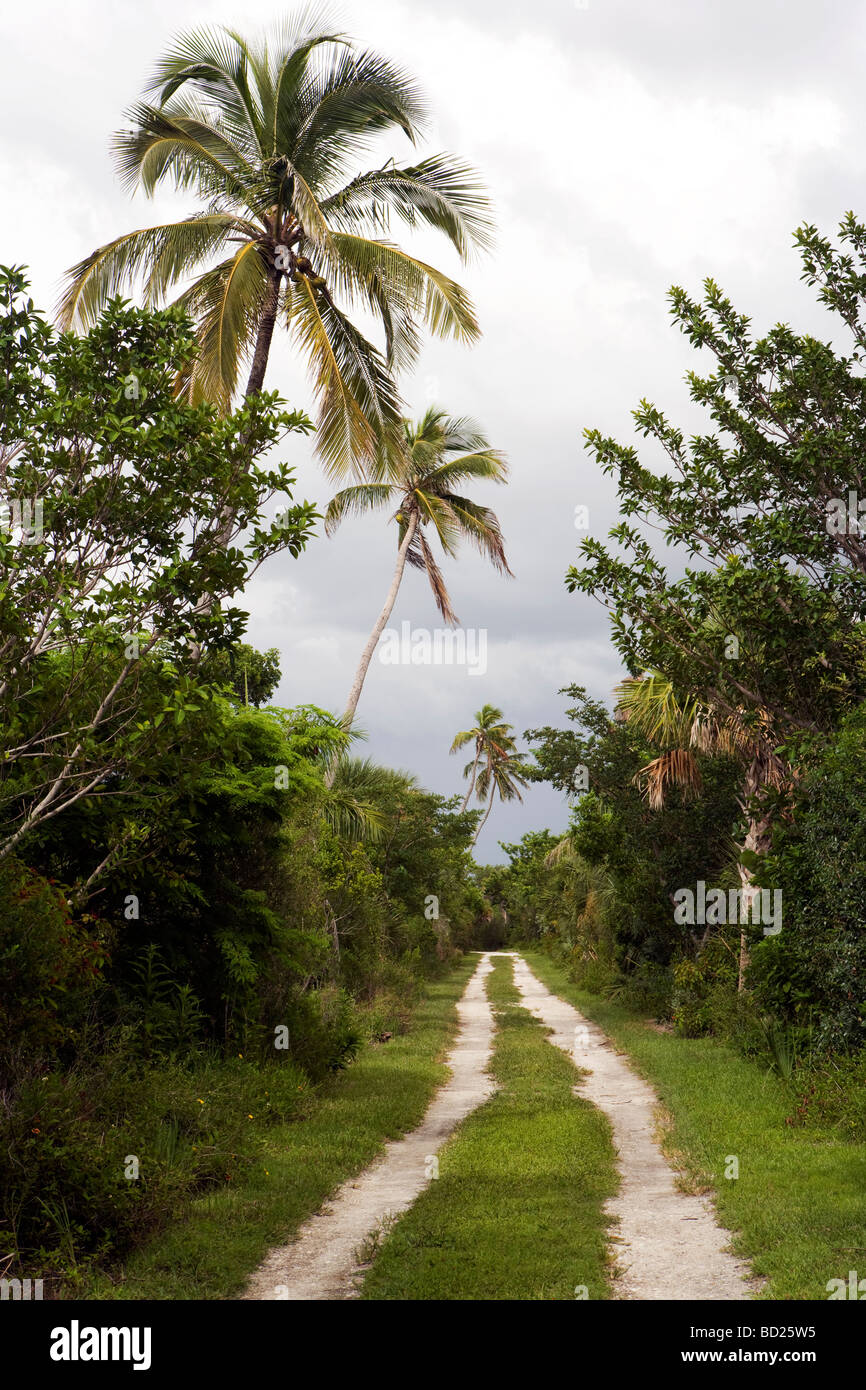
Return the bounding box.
[244,270,282,400]
[214,268,280,544]
[324,511,418,788]
[214,268,281,548]
[189,269,283,659]
[472,784,495,846]
[460,749,480,812]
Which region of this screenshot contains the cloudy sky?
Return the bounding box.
[2,0,863,857]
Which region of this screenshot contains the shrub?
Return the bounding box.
[0,859,107,1063]
[609,961,672,1020]
[0,1046,310,1282]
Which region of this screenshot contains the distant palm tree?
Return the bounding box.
[451,705,529,844]
[614,669,789,990]
[325,409,512,734]
[452,703,508,810]
[58,11,492,478]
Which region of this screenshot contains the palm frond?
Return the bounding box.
[614,670,702,747]
[545,836,577,868]
[326,236,480,344]
[321,154,495,258]
[286,275,404,478]
[144,25,266,150]
[172,241,270,408]
[450,729,476,753]
[423,448,508,490]
[292,47,428,186]
[635,749,703,811]
[441,493,513,576]
[322,786,386,842]
[415,528,457,625]
[266,15,349,157]
[57,215,243,330]
[112,102,257,200]
[324,483,396,534]
[412,489,461,557]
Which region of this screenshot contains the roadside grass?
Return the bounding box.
[85,953,478,1300]
[359,953,618,1300]
[524,949,866,1301]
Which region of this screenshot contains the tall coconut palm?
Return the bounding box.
[57,11,493,479]
[451,705,529,844]
[614,670,790,991]
[325,409,512,733]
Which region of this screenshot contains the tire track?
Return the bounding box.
[507,952,753,1300]
[242,952,497,1300]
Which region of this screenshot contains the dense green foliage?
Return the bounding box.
[0,275,487,1287]
[0,684,484,1281]
[755,704,866,1052]
[491,219,866,1128]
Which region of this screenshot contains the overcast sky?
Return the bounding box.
[2,0,863,858]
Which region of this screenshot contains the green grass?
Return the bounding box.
[85,954,478,1300]
[359,954,618,1300]
[524,949,866,1301]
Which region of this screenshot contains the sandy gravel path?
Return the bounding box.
[507,952,753,1300]
[243,952,497,1300]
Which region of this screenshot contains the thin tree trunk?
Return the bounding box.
[472,783,495,846]
[324,896,340,961]
[325,512,418,788]
[460,747,481,812]
[735,758,774,993]
[736,859,755,993]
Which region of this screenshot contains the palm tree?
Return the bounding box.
[451,705,529,845]
[452,703,509,810]
[614,670,789,991]
[57,12,493,478]
[325,409,512,733]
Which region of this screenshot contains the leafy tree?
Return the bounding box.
[58,12,492,477]
[0,266,316,874]
[325,409,511,732]
[568,214,866,753]
[202,642,282,706]
[365,779,480,957]
[481,829,563,941]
